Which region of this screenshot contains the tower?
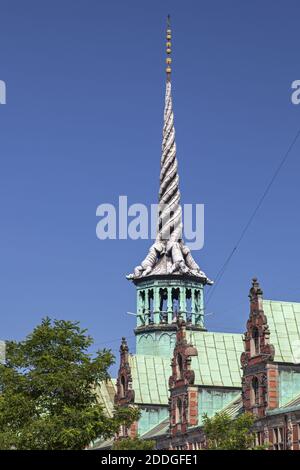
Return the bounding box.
[127,17,212,357]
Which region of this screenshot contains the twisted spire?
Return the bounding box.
[127,17,212,284]
[158,16,182,243]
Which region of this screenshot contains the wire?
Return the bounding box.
[89,334,136,351]
[89,330,246,354]
[206,125,300,306]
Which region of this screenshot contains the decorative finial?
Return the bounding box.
[249,277,263,301]
[166,14,172,80]
[120,337,128,352]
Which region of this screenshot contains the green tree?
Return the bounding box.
[112,437,155,450]
[0,318,139,450]
[202,412,264,450]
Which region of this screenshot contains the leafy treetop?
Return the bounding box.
[0,318,139,450]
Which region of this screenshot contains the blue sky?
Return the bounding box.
[0,1,300,371]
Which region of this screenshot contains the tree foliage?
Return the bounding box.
[202,411,263,450]
[0,318,139,450]
[112,437,155,450]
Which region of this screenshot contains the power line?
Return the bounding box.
[206,125,300,306]
[90,334,136,350]
[89,329,246,354]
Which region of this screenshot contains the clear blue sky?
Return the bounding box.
[0,0,300,371]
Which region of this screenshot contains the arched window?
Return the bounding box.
[251,327,260,356]
[120,375,126,398]
[194,290,200,313]
[176,398,183,424]
[159,288,168,322]
[177,353,184,379]
[172,288,180,319]
[251,377,259,406]
[139,290,145,314]
[148,289,154,323]
[186,289,192,322]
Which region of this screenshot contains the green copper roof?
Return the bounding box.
[263,299,300,362]
[140,394,243,439]
[114,299,300,408]
[219,394,243,419]
[283,391,300,408]
[140,418,169,439]
[95,378,116,417]
[267,391,300,416]
[190,331,243,388]
[130,355,171,405]
[130,330,244,405]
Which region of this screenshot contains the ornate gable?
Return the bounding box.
[115,337,135,407]
[169,318,198,438]
[241,279,278,417]
[241,278,275,367]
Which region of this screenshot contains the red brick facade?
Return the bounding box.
[114,337,137,438]
[241,278,278,417]
[110,280,300,451]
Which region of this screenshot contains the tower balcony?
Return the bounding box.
[133,275,206,356]
[135,276,205,328]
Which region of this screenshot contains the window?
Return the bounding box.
[194,290,200,313]
[120,423,129,438]
[176,398,183,424]
[148,289,154,323]
[251,377,259,406]
[172,288,180,319]
[186,289,192,322]
[177,353,184,380]
[159,288,168,322]
[120,375,126,398]
[192,441,201,450]
[139,290,145,313]
[273,427,284,450]
[251,326,260,355]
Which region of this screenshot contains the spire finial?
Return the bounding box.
[166,14,172,80]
